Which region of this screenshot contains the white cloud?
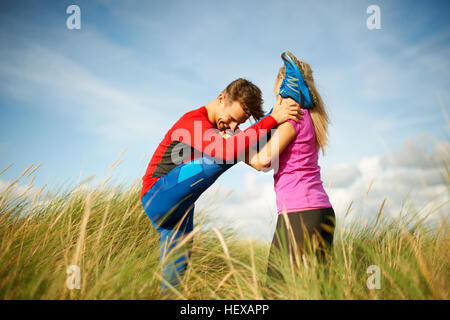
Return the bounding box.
[322,163,361,188]
[380,133,438,169]
[0,176,42,206]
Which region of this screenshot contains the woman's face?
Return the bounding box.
[273,76,283,97]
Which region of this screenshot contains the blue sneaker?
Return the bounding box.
[279,51,313,109]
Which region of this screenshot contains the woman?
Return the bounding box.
[245,51,335,282]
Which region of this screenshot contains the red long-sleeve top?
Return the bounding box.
[141,106,277,199]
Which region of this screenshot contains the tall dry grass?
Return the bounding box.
[0,161,448,300]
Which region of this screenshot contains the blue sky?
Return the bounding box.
[0,0,449,239]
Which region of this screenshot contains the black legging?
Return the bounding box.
[266,207,336,282]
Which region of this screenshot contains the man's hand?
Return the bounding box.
[270,96,303,124]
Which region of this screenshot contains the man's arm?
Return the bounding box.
[180,114,277,162]
[179,99,302,162]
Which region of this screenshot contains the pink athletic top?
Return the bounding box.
[273,108,332,214]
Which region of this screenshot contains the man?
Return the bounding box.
[140,78,302,295]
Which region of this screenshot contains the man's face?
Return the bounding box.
[216,96,249,132]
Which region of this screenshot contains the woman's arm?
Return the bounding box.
[245,121,296,171]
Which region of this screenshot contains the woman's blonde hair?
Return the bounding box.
[277,51,330,155]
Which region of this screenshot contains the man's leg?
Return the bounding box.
[141,157,234,295]
[158,205,194,296]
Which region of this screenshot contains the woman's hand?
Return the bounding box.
[271,96,303,124]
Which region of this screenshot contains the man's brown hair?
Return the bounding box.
[222,78,265,121]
